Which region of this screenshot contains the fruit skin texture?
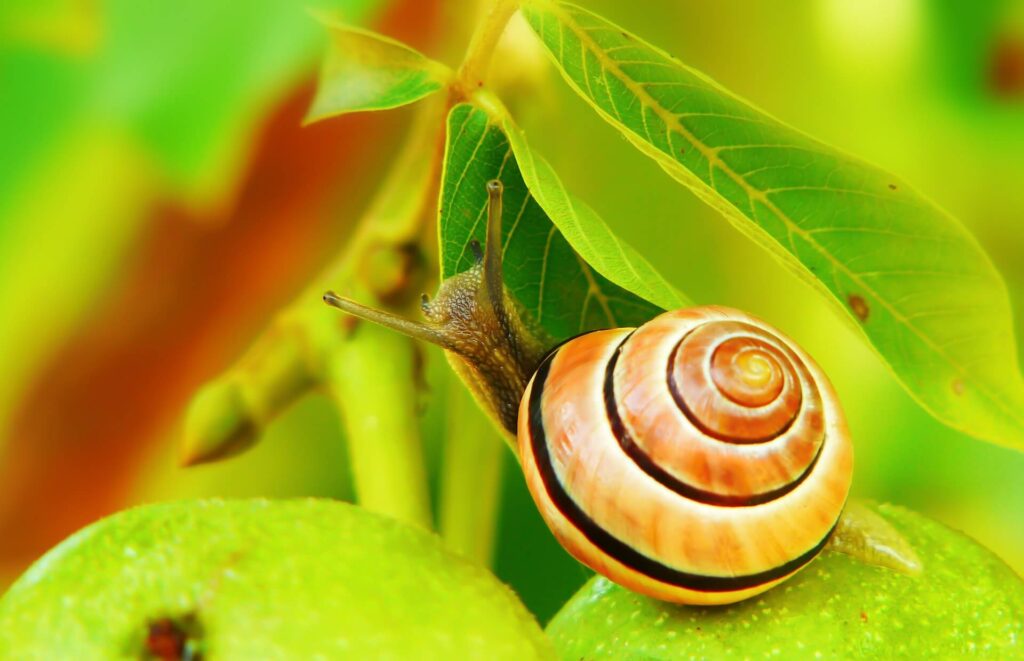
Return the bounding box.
[0,499,554,660]
[547,503,1024,660]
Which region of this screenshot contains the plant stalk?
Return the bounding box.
[327,318,434,530]
[439,374,506,564]
[456,0,520,98]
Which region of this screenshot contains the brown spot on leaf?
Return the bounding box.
[679,146,686,155]
[990,34,1024,98]
[860,610,868,623]
[848,294,870,322]
[952,378,965,396]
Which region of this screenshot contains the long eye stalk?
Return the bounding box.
[482,180,506,320]
[322,291,457,351]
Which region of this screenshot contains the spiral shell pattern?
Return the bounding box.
[517,307,852,605]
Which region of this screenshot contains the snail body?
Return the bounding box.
[325,180,858,605]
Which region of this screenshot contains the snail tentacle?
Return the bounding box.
[324,179,548,435]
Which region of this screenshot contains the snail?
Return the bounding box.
[324,180,915,605]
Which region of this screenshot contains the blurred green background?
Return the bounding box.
[1,0,1022,623]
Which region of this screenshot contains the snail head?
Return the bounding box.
[324,180,548,436]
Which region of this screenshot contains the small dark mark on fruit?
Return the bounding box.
[146,619,183,660]
[848,294,869,322]
[145,614,202,661]
[860,610,868,623]
[888,183,898,191]
[952,378,965,396]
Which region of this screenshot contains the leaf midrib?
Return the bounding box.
[543,1,1024,428]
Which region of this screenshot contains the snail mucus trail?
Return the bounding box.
[324,180,547,437]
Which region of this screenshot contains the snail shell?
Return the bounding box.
[518,306,853,605]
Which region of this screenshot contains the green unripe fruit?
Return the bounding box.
[0,499,553,660]
[547,503,1023,659]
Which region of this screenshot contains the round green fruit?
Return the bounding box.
[0,499,553,660]
[548,503,1023,659]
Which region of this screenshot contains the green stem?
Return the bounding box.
[312,99,447,528]
[179,97,446,467]
[456,0,520,98]
[439,373,506,564]
[327,319,433,530]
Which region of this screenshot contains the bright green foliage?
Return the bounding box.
[439,102,669,341]
[0,499,554,660]
[306,19,452,121]
[500,112,690,312]
[521,0,1024,450]
[547,503,1024,659]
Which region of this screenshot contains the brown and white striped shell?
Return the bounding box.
[518,306,853,605]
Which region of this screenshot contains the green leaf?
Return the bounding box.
[497,108,689,313]
[306,16,452,122]
[547,503,1024,659]
[0,499,554,659]
[440,102,683,341]
[521,1,1024,449]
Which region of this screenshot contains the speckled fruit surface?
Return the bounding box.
[547,503,1023,659]
[0,499,554,660]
